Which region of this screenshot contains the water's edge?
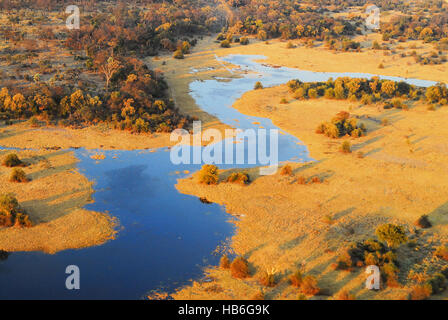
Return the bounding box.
[0,55,436,299]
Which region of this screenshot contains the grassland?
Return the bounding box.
[155,32,448,299]
[0,148,117,253]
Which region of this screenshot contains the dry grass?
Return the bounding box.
[0,122,172,151]
[0,149,117,253]
[173,83,448,300]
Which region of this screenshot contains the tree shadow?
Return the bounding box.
[20,189,91,224]
[279,234,307,251]
[352,135,384,152]
[427,201,448,226]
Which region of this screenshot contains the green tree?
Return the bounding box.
[376,224,408,248]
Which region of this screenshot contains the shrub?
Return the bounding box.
[334,251,353,270]
[378,63,384,69]
[257,30,267,41]
[364,239,385,252]
[391,98,403,108]
[14,213,32,228]
[216,33,226,41]
[173,50,184,59]
[316,112,364,139]
[341,141,351,153]
[240,37,249,45]
[198,164,219,185]
[10,168,28,183]
[293,87,307,99]
[311,176,321,184]
[361,94,373,105]
[324,88,335,99]
[254,81,263,90]
[259,271,276,287]
[415,215,432,228]
[409,284,432,300]
[308,88,317,99]
[220,255,230,269]
[382,261,400,287]
[280,164,292,176]
[28,116,40,128]
[280,98,288,104]
[375,223,407,248]
[226,172,249,185]
[220,40,231,48]
[364,252,380,265]
[230,257,250,279]
[334,290,355,300]
[290,269,303,287]
[181,41,190,54]
[0,193,32,228]
[296,176,306,184]
[2,153,22,167]
[299,276,320,296]
[286,41,294,49]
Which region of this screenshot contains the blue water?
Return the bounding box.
[0,55,436,299]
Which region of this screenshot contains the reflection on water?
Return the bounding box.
[0,55,435,299]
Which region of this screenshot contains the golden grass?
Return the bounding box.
[172,85,448,300]
[0,149,117,253]
[0,122,172,150]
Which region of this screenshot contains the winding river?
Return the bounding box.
[0,55,436,299]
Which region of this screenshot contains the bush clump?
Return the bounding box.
[198,164,219,185]
[259,270,277,287]
[240,37,249,45]
[2,153,23,167]
[316,111,366,139]
[220,255,230,269]
[340,141,351,153]
[226,172,249,185]
[375,223,408,248]
[173,50,184,59]
[280,164,292,176]
[334,239,391,272]
[254,81,263,90]
[289,269,303,287]
[230,256,250,279]
[9,168,29,183]
[298,275,320,296]
[220,40,231,48]
[0,193,32,228]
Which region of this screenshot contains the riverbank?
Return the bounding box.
[0,149,117,253]
[0,122,173,151]
[213,34,447,83]
[173,85,448,300]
